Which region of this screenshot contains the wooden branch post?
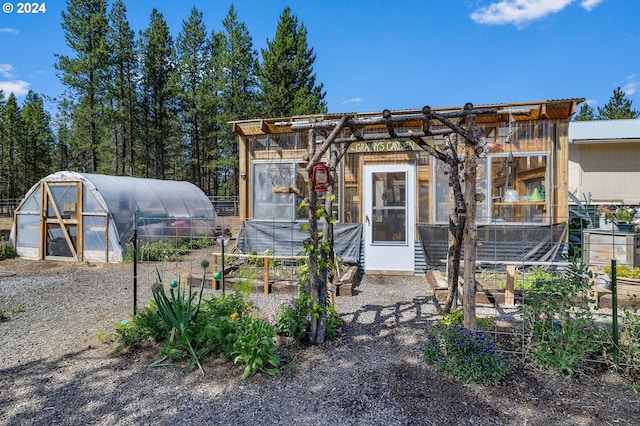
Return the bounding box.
[462,105,478,331]
[505,264,515,307]
[263,257,269,295]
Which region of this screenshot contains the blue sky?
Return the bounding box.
[1,0,639,115]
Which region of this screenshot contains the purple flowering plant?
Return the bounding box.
[424,323,510,384]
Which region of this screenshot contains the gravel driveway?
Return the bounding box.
[1,257,639,425]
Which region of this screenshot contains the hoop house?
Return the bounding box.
[9,171,220,263]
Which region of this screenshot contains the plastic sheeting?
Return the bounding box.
[237,221,362,265]
[10,171,220,263]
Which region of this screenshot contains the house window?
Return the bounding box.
[252,161,307,221]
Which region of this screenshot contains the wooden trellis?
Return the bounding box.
[275,103,539,332]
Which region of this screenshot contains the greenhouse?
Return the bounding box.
[9,171,221,263]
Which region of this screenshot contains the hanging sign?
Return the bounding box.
[346,139,422,153]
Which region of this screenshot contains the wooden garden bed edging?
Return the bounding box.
[200,252,359,297]
[428,261,572,307]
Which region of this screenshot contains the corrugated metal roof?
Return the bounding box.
[569,119,640,143]
[231,98,584,136]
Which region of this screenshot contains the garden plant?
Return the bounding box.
[423,310,510,384]
[114,259,280,378]
[522,257,607,376]
[269,254,343,343]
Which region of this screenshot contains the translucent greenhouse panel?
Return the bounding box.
[46,224,76,257]
[83,216,107,252]
[83,186,106,213]
[48,185,78,219]
[82,216,121,262]
[127,180,164,214]
[181,184,216,219]
[15,214,40,259]
[149,180,190,218]
[21,187,41,212]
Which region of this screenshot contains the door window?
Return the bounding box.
[371,171,407,244]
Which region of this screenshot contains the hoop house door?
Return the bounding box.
[43,182,81,260]
[363,164,415,274]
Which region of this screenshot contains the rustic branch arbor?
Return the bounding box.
[278,103,517,335]
[233,99,582,342]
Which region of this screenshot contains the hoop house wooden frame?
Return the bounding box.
[10,171,221,263]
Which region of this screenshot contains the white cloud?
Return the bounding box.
[471,0,577,27]
[0,64,30,96]
[620,75,637,96]
[0,80,30,97]
[342,97,361,105]
[580,0,604,11]
[0,27,19,35]
[0,64,16,78]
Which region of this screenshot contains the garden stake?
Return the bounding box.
[133,211,138,316]
[221,237,226,294]
[611,259,619,371]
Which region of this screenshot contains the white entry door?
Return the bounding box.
[363,164,415,274]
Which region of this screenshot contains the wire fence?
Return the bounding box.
[136,214,640,372]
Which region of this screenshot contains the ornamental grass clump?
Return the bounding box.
[424,323,510,385]
[151,266,207,374]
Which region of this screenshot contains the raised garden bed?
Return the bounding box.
[188,262,359,296]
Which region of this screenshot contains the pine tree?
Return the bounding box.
[0,93,21,198]
[0,91,6,198]
[19,91,54,195]
[55,0,109,173]
[597,87,640,119]
[139,8,178,180]
[214,5,260,196]
[573,103,596,121]
[106,0,139,176]
[176,6,209,187]
[258,7,327,117]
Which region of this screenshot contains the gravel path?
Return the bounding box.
[1,257,640,425]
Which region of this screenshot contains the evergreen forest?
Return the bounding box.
[0,1,327,199]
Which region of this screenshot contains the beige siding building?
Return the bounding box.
[568,120,640,205]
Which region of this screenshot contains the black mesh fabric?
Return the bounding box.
[417,223,568,271]
[237,221,362,265]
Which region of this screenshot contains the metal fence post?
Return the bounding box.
[611,259,619,372]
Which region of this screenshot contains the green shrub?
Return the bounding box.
[604,265,640,279]
[523,258,605,376]
[231,317,280,379]
[615,297,640,373]
[271,292,343,342]
[0,239,16,260]
[124,235,214,262]
[477,266,559,291]
[114,280,280,379]
[424,323,510,384]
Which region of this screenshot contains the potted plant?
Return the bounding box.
[597,205,639,232]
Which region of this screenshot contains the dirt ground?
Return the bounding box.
[3,216,640,424]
